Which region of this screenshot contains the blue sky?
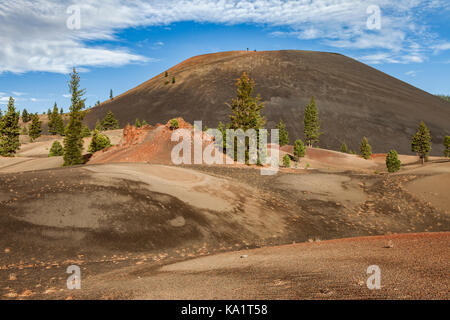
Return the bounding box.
[0,0,449,114]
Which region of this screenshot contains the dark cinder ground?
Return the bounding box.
[0,162,448,299]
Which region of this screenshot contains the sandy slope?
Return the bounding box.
[44,232,450,300]
[0,130,123,173]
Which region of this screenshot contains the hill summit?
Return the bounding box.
[85,50,449,155]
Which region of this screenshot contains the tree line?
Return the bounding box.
[217,72,449,171]
[0,68,121,162]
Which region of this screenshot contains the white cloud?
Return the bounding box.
[432,42,450,53]
[12,91,27,96]
[62,94,71,98]
[0,0,449,73]
[405,70,417,77]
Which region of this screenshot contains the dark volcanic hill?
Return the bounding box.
[84,50,449,155]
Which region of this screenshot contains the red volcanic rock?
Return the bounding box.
[88,118,220,165]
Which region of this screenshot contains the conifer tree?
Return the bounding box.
[277,119,289,146]
[340,142,348,153]
[63,68,86,166]
[385,149,401,172]
[88,130,111,153]
[81,124,91,137]
[22,109,31,123]
[110,89,113,100]
[360,136,372,160]
[293,139,306,160]
[0,97,21,156]
[283,154,291,167]
[48,102,64,135]
[60,107,64,114]
[101,111,119,130]
[48,140,64,157]
[95,119,102,131]
[227,72,265,163]
[411,121,432,165]
[303,96,321,147]
[28,113,42,142]
[135,118,141,128]
[228,72,265,130]
[444,136,450,158]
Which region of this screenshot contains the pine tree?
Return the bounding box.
[0,97,21,156]
[340,142,348,153]
[110,89,113,100]
[411,121,432,165]
[22,109,31,123]
[48,102,63,135]
[56,114,65,135]
[386,149,401,173]
[228,72,265,130]
[60,107,64,114]
[293,139,306,160]
[95,119,102,131]
[81,124,91,137]
[303,96,321,147]
[101,111,119,130]
[227,72,265,163]
[88,130,111,153]
[360,136,372,160]
[283,154,291,167]
[277,119,289,146]
[47,108,51,116]
[172,77,176,84]
[63,68,86,166]
[48,102,60,135]
[444,136,450,157]
[135,118,141,128]
[48,140,64,157]
[28,113,42,142]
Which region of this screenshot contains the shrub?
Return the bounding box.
[282,154,291,167]
[169,118,179,130]
[48,140,64,157]
[293,139,306,160]
[340,142,348,153]
[88,130,111,153]
[135,118,141,128]
[385,149,401,173]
